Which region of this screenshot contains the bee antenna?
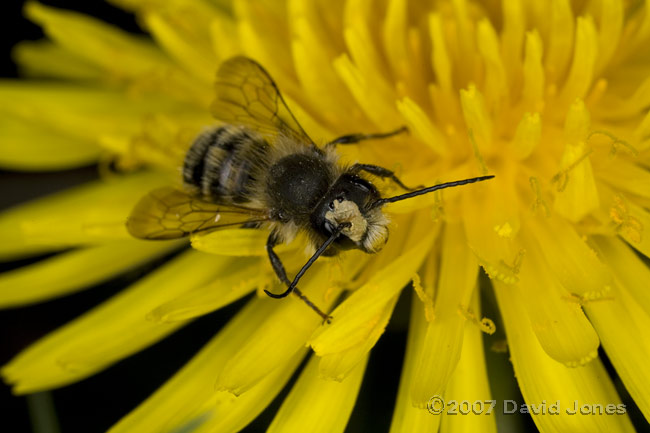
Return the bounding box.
[372,175,495,208]
[264,222,351,299]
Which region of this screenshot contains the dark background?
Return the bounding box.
[2,2,643,433]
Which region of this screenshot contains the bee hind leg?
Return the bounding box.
[325,125,408,148]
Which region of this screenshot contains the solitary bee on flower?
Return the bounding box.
[4,1,650,432]
[127,56,493,321]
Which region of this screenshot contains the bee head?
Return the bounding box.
[312,174,389,253]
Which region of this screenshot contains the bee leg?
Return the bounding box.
[264,233,332,323]
[350,163,423,191]
[325,126,408,147]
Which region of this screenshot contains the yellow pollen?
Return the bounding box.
[565,289,614,306]
[493,222,514,238]
[412,273,435,322]
[474,248,525,285]
[551,147,594,192]
[459,307,496,335]
[588,130,638,157]
[499,249,526,276]
[428,189,444,222]
[610,195,643,243]
[529,177,550,217]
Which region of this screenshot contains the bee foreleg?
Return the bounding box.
[349,163,423,191]
[325,126,408,148]
[265,233,291,287]
[264,233,332,323]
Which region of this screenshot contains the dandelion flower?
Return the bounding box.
[2,0,650,432]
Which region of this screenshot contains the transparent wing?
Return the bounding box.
[211,56,315,146]
[127,187,271,240]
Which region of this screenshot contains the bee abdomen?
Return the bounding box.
[183,126,268,202]
[182,127,228,189]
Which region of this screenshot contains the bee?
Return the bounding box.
[127,56,494,322]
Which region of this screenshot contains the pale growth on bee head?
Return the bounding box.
[362,209,389,253]
[325,200,367,242]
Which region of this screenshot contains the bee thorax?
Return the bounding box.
[325,200,367,242]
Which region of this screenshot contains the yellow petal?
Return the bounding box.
[0,171,169,259]
[609,195,650,259]
[204,351,307,433]
[429,13,452,92]
[389,296,441,433]
[553,99,600,221]
[477,18,508,111]
[268,354,368,433]
[0,239,180,308]
[233,0,297,96]
[108,298,303,433]
[24,2,208,104]
[411,223,479,407]
[318,293,399,381]
[24,2,205,104]
[584,280,650,420]
[382,0,408,81]
[0,81,191,148]
[592,235,650,317]
[342,0,393,111]
[12,40,100,80]
[594,0,623,74]
[142,11,215,84]
[216,262,340,396]
[0,112,100,171]
[450,0,478,86]
[518,230,600,366]
[440,289,496,433]
[459,85,492,152]
[26,2,168,74]
[396,97,448,156]
[334,53,399,128]
[521,30,545,113]
[500,0,525,85]
[528,215,612,298]
[544,0,574,84]
[209,12,239,61]
[513,111,541,160]
[290,3,362,130]
[558,16,598,108]
[190,229,294,256]
[2,250,226,393]
[463,172,522,284]
[594,159,650,201]
[494,280,634,433]
[147,256,262,322]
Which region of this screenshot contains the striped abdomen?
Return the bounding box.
[183,126,269,203]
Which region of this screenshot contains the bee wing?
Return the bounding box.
[127,187,271,240]
[211,56,315,146]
